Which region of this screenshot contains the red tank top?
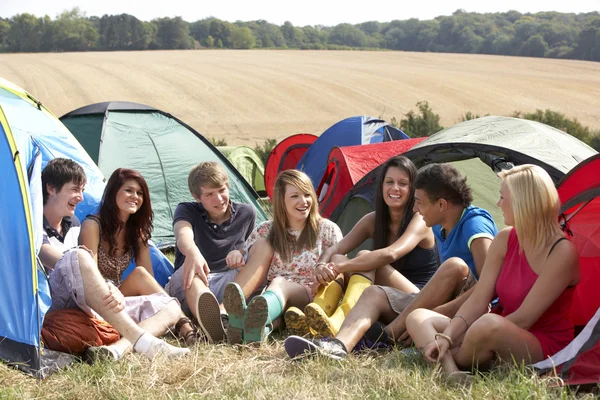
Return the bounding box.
[495,229,574,357]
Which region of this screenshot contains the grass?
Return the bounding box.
[0,339,595,399]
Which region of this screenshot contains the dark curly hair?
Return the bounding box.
[415,163,473,207]
[99,168,153,260]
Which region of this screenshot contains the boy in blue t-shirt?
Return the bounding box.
[285,163,498,359]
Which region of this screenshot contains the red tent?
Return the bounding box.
[557,154,600,328]
[533,154,600,386]
[264,134,317,199]
[316,138,426,218]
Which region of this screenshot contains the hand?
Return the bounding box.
[313,262,338,287]
[422,335,451,363]
[103,281,125,313]
[226,250,245,269]
[183,251,210,289]
[397,330,413,347]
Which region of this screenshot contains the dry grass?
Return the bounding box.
[1,50,599,146]
[0,339,595,399]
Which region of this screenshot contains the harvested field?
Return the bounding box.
[1,50,599,144]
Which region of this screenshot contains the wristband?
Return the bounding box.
[434,332,454,347]
[452,315,469,330]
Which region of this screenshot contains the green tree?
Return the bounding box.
[574,17,600,61]
[152,17,194,49]
[209,19,232,48]
[8,13,44,52]
[400,101,444,137]
[518,34,548,57]
[0,18,10,50]
[52,8,98,51]
[230,25,255,49]
[329,23,367,47]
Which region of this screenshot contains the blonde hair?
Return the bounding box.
[269,169,321,263]
[498,165,562,252]
[188,162,229,197]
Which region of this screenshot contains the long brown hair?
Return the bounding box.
[268,170,321,263]
[373,156,417,256]
[99,168,153,260]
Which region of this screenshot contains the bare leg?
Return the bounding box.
[453,313,544,369]
[374,264,419,294]
[232,238,273,299]
[406,308,459,374]
[335,285,399,352]
[119,267,166,296]
[266,277,311,311]
[76,250,189,358]
[385,258,470,340]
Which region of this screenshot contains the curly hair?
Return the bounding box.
[415,163,473,207]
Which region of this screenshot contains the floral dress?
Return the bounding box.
[243,219,343,291]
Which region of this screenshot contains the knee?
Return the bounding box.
[466,313,504,342]
[76,249,95,275]
[405,308,429,333]
[248,238,274,259]
[438,257,469,280]
[130,266,151,279]
[269,276,287,288]
[360,285,387,306]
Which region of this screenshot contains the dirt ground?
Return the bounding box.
[1,50,599,145]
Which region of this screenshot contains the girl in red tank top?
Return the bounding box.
[405,164,580,382]
[495,229,574,358]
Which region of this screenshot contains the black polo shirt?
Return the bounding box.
[173,201,256,274]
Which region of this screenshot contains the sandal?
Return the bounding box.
[175,317,202,346]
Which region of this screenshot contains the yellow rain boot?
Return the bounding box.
[305,274,371,337]
[285,280,343,336]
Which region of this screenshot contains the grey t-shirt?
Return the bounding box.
[173,201,256,274]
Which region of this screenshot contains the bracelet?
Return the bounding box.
[452,315,469,330]
[434,332,454,348]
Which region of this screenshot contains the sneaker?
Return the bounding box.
[223,282,247,345]
[83,345,120,364]
[196,291,226,344]
[284,307,310,336]
[243,295,271,344]
[284,335,348,360]
[354,321,395,353]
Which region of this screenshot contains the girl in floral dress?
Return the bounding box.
[223,170,342,343]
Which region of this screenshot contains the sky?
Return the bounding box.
[0,0,598,26]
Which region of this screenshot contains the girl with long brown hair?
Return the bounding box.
[80,168,199,356]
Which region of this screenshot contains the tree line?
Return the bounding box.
[0,8,599,61]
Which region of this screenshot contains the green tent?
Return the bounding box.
[332,116,598,249]
[60,102,267,248]
[217,146,266,197]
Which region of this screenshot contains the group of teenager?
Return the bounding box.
[39,153,579,381]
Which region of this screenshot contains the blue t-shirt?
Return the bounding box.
[433,206,498,279]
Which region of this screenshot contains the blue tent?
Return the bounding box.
[0,78,173,376]
[296,116,409,188]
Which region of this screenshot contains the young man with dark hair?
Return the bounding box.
[285,163,499,359]
[40,158,189,361]
[166,161,265,344]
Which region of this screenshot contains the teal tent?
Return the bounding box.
[61,102,267,248]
